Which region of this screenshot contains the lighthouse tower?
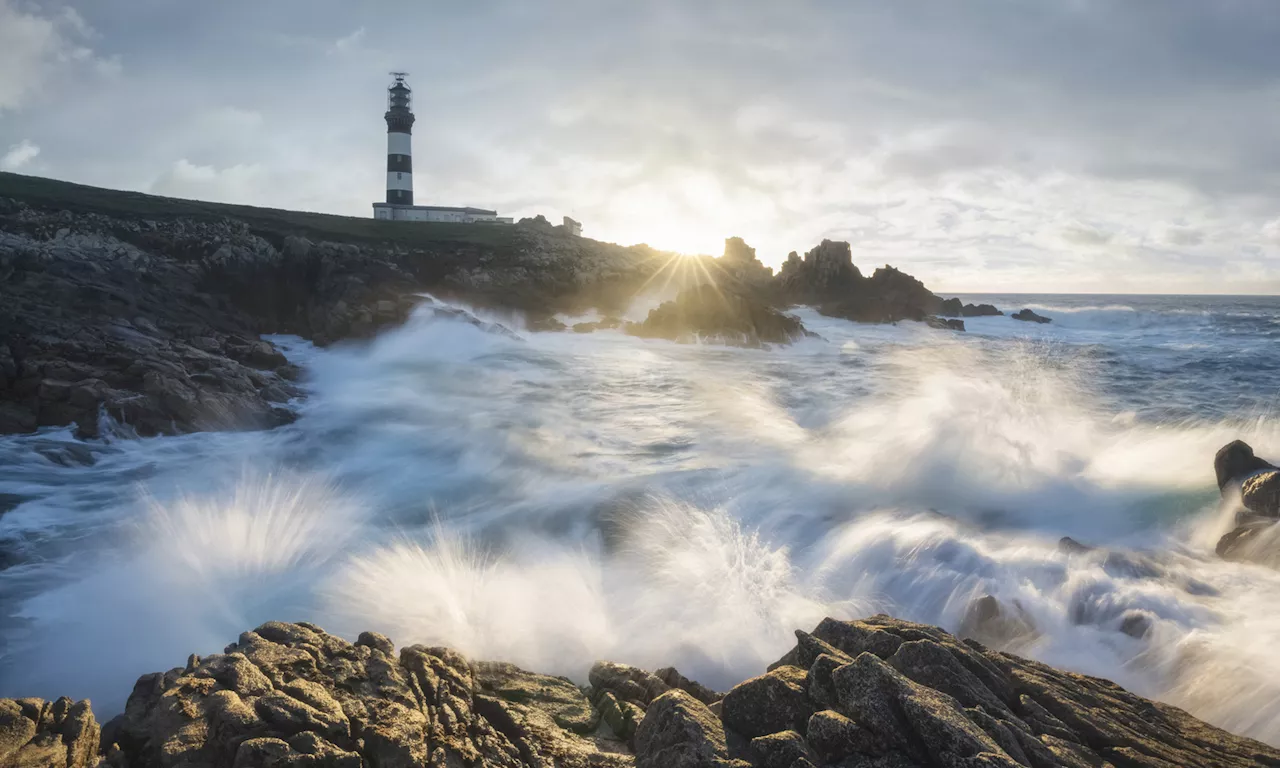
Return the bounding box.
[385,73,415,206]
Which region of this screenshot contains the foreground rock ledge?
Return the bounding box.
[2,616,1277,768]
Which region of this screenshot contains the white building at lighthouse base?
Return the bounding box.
[372,203,514,224]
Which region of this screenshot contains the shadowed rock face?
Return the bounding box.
[5,616,1276,768]
[626,285,812,347]
[1214,440,1280,565]
[1011,308,1052,324]
[0,192,663,436]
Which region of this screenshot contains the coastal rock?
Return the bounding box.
[0,176,682,436]
[719,666,812,739]
[1011,308,1052,324]
[926,316,966,331]
[634,690,739,768]
[1215,439,1276,492]
[962,303,1003,317]
[957,594,1038,650]
[6,616,1279,768]
[113,622,631,768]
[625,285,811,347]
[775,240,860,301]
[1214,441,1280,565]
[719,237,773,286]
[0,697,100,768]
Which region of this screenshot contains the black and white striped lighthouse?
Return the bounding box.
[385,73,415,206]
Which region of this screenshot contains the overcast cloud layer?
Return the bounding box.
[3,0,1280,292]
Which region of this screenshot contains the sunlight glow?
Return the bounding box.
[593,171,776,257]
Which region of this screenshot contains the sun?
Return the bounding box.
[593,173,755,257]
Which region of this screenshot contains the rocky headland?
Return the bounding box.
[1,173,1050,439]
[5,615,1277,768]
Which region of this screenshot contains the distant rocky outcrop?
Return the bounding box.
[5,616,1276,768]
[775,241,943,324]
[626,285,811,347]
[719,237,774,287]
[1011,309,1052,324]
[941,299,1004,318]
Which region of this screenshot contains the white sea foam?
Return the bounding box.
[3,295,1280,745]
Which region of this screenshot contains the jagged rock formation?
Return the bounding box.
[941,299,1004,318]
[720,237,774,287]
[0,697,100,768]
[775,241,942,324]
[4,616,1276,767]
[626,286,812,347]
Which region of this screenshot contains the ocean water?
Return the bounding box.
[3,293,1280,744]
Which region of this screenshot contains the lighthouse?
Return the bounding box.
[371,73,516,224]
[384,72,415,206]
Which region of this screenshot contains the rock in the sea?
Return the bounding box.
[926,316,966,331]
[961,303,1004,317]
[1011,308,1052,324]
[626,285,811,347]
[957,594,1038,650]
[1215,439,1276,492]
[1214,441,1280,565]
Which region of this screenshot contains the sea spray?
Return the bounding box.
[4,295,1280,743]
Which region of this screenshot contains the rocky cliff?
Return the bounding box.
[0,173,673,437]
[2,616,1274,768]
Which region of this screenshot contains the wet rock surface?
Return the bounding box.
[4,616,1277,767]
[1011,309,1052,324]
[1214,440,1280,565]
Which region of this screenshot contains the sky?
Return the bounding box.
[2,0,1280,293]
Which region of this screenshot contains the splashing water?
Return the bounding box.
[3,294,1280,744]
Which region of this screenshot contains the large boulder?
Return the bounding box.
[720,666,812,739]
[1214,441,1280,564]
[634,690,742,768]
[626,285,811,347]
[961,303,1003,317]
[0,697,99,768]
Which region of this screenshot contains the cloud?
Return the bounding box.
[150,159,267,203]
[9,0,1280,292]
[2,139,40,170]
[0,0,114,111]
[330,27,366,55]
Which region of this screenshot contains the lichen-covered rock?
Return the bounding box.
[634,690,740,768]
[113,622,631,768]
[720,666,812,739]
[7,615,1280,768]
[0,696,100,768]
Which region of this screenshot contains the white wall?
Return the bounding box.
[387,132,412,156]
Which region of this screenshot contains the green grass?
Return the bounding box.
[0,171,523,249]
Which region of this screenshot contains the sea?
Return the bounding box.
[2,293,1280,744]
